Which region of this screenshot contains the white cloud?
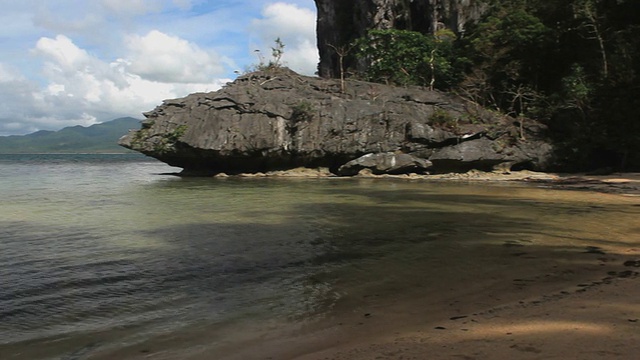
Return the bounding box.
[126,30,226,83]
[0,33,229,136]
[251,2,318,75]
[0,64,24,83]
[255,2,317,39]
[0,1,318,136]
[35,35,94,73]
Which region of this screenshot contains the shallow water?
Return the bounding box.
[0,154,638,359]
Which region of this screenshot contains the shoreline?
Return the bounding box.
[203,246,640,360]
[6,168,637,360]
[206,168,640,196]
[295,274,640,360]
[201,175,639,360]
[150,170,640,360]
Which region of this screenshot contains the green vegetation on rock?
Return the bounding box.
[355,29,464,89]
[346,0,640,171]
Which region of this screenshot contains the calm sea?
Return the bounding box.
[0,154,638,359]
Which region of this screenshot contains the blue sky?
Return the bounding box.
[0,0,317,135]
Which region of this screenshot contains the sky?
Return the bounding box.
[0,0,318,136]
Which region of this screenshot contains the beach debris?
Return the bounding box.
[584,246,606,254]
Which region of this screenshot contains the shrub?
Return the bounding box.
[355,29,464,89]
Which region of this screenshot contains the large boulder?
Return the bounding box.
[119,68,553,176]
[337,152,433,176]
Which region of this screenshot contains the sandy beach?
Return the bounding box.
[294,265,640,360]
[207,248,640,360]
[238,169,640,196]
[300,173,640,360]
[6,169,637,360]
[206,171,640,360]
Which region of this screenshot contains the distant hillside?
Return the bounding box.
[0,117,141,153]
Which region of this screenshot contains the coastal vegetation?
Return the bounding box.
[348,0,640,171]
[249,37,287,72]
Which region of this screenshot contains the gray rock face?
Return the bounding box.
[337,152,432,176]
[315,0,486,78]
[119,68,553,176]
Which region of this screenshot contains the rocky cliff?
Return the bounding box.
[119,68,552,176]
[315,0,486,78]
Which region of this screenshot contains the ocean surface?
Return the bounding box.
[0,154,638,359]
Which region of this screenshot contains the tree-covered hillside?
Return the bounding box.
[352,0,640,171]
[0,117,141,153]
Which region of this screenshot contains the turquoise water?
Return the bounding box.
[0,154,638,359]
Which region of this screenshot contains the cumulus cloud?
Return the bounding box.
[126,30,227,83]
[251,2,318,75]
[0,1,318,136]
[0,64,24,83]
[0,32,229,136]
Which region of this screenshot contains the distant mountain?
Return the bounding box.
[0,117,141,154]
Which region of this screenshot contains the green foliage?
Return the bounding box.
[462,2,551,110]
[355,29,464,89]
[148,124,188,154]
[271,38,285,67]
[251,38,286,72]
[460,0,640,170]
[429,108,458,130]
[560,64,592,113]
[166,125,188,143]
[248,0,640,170]
[291,101,315,122]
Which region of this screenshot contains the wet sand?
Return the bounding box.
[293,264,640,360]
[237,168,640,196]
[366,171,640,196]
[8,171,637,360]
[200,248,640,360]
[303,172,640,360]
[208,171,640,360]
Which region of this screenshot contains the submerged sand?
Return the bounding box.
[40,171,639,360]
[294,267,640,360]
[213,171,640,360]
[203,252,640,360]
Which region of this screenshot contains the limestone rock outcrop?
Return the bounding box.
[337,152,433,176]
[119,68,552,176]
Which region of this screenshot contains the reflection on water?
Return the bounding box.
[0,154,638,359]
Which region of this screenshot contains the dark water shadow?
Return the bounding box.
[2,182,638,359]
